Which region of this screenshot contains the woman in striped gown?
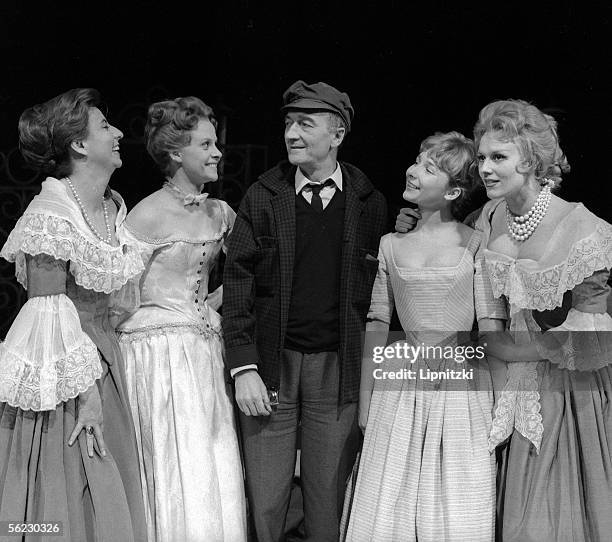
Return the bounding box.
[344,132,504,541]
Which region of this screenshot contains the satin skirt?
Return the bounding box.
[119,326,247,542]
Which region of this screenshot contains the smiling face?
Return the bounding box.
[476,132,530,200]
[80,107,123,171]
[174,119,221,185]
[403,151,456,209]
[284,111,344,173]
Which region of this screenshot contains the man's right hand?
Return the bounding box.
[235,371,272,417]
[395,207,421,233]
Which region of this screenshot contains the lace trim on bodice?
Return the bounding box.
[484,219,612,317]
[480,200,612,453]
[1,212,144,294]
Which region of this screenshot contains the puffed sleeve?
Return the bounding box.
[367,237,394,325]
[535,270,612,371]
[0,255,102,411]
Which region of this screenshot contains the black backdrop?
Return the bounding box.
[1,1,611,329]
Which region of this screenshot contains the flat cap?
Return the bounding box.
[281,80,354,131]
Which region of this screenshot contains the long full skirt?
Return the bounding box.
[0,328,147,542]
[344,356,496,542]
[120,327,247,542]
[497,362,612,542]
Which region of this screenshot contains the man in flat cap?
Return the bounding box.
[223,80,387,541]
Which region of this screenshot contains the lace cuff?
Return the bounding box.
[0,294,102,411]
[488,361,543,453]
[535,309,612,371]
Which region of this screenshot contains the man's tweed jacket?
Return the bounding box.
[222,160,388,404]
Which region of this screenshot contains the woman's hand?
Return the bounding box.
[68,384,107,458]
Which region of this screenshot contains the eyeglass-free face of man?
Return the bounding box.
[284,111,345,181]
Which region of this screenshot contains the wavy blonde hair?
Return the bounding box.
[474,99,570,187]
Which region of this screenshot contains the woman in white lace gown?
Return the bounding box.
[0,89,147,541]
[117,97,247,542]
[475,100,612,541]
[344,132,505,541]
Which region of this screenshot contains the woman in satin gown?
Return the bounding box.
[117,97,247,542]
[344,132,505,541]
[0,88,146,541]
[475,99,612,541]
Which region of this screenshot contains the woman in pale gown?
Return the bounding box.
[116,97,247,542]
[0,88,147,541]
[344,132,505,541]
[474,100,612,541]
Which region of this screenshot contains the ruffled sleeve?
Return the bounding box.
[0,294,102,411]
[535,270,612,370]
[367,236,394,325]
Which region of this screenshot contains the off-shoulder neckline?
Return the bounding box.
[483,199,590,264]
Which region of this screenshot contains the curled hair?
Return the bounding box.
[420,131,480,221]
[474,99,570,187]
[19,88,101,179]
[145,96,217,175]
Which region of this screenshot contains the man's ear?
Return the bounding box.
[444,186,462,201]
[331,126,346,149]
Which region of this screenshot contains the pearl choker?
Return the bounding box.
[505,185,552,242]
[65,177,112,244]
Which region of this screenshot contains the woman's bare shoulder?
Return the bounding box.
[127,189,171,223]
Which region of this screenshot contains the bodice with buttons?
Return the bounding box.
[118,235,224,334]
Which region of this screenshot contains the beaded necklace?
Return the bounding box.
[65,177,112,244]
[505,184,552,242]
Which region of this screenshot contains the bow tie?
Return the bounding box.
[182,192,209,206]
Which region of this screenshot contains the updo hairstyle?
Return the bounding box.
[473,99,570,187]
[18,88,101,179]
[145,96,216,176]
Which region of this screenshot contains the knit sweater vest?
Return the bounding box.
[284,188,345,352]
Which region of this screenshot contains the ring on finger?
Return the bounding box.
[86,426,94,436]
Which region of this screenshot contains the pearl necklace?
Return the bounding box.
[65,177,112,244]
[505,185,551,242]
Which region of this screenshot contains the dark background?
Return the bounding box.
[2,1,611,212]
[1,1,611,328]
